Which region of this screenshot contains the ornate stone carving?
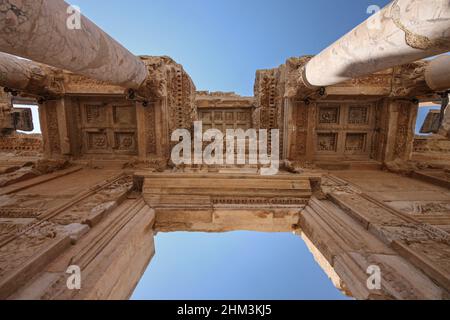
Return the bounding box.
[145,106,157,155]
[87,132,108,150]
[348,106,369,124]
[394,101,413,159]
[294,104,309,157]
[114,132,136,151]
[317,133,337,152]
[254,68,284,153]
[45,103,61,154]
[391,61,429,97]
[85,105,106,124]
[0,133,42,154]
[345,133,366,153]
[318,105,340,124]
[50,175,133,225]
[139,56,197,135]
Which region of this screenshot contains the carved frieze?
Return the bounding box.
[139,56,197,135]
[294,104,309,157]
[50,175,133,225]
[145,106,157,155]
[254,68,284,153]
[394,101,414,159]
[0,133,42,153]
[45,103,61,154]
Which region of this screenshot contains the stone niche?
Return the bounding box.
[37,56,197,166]
[252,57,424,166]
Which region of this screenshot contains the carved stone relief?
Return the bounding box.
[80,100,138,156]
[318,106,339,124]
[348,106,369,125]
[45,103,61,154]
[345,133,367,153]
[145,106,157,155]
[317,133,337,152]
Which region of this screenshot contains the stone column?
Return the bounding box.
[425,55,450,92]
[0,52,51,94]
[304,0,450,87]
[0,0,148,90]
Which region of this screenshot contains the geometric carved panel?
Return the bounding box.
[202,112,212,122]
[87,132,109,150]
[214,112,222,121]
[317,133,337,152]
[345,133,366,152]
[225,112,234,122]
[348,106,369,124]
[85,105,107,125]
[199,109,252,132]
[114,132,137,151]
[237,111,250,122]
[80,99,138,156]
[113,106,136,125]
[318,106,340,124]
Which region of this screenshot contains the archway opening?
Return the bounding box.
[131,231,350,300]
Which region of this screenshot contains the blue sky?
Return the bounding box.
[132,231,348,300]
[416,106,441,135]
[51,0,435,300]
[70,0,391,96]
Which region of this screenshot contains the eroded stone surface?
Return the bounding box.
[0,1,449,301]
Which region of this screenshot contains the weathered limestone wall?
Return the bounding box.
[298,170,450,299]
[299,198,447,299]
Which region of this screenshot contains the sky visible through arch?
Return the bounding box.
[27,0,437,299]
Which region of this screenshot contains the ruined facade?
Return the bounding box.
[0,0,449,300]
